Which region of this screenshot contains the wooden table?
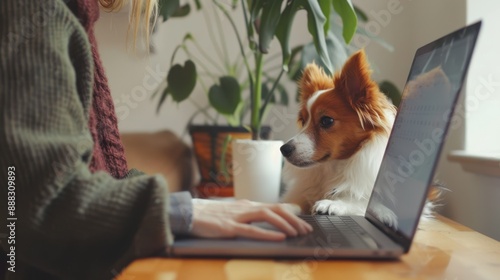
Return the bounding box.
[117,216,500,279]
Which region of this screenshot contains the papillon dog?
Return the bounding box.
[280,50,442,225]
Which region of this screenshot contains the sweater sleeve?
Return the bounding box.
[125,169,194,235]
[0,1,187,279]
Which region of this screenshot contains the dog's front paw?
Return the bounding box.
[312,199,360,216]
[370,203,398,228]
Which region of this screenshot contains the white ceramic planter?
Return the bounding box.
[232,139,284,203]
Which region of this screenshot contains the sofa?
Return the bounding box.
[120,130,195,194]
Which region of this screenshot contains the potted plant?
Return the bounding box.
[155,0,398,201]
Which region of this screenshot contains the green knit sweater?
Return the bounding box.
[0,1,191,279]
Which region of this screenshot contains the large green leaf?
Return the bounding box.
[258,0,284,53]
[171,4,191,18]
[275,0,303,71]
[167,60,197,102]
[249,0,265,27]
[319,0,331,35]
[303,0,333,73]
[247,0,264,42]
[332,0,357,44]
[158,0,179,22]
[208,76,242,115]
[158,0,192,22]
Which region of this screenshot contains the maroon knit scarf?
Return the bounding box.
[74,0,128,178]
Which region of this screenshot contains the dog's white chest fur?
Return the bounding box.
[281,133,390,215]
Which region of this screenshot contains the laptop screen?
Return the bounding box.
[366,22,481,245]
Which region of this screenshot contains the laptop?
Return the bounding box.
[171,21,482,259]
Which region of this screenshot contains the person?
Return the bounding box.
[0,0,312,279]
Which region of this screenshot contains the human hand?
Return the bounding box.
[190,199,313,241]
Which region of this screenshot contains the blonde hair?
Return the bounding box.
[99,0,158,48]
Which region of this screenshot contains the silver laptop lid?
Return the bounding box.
[365,21,481,252]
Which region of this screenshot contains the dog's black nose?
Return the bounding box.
[280,143,295,157]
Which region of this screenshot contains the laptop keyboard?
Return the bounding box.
[287,216,375,249]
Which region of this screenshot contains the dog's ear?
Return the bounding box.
[299,63,334,103]
[334,50,394,132]
[334,50,378,107]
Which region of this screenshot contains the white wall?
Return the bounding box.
[96,0,500,240]
[465,0,500,151]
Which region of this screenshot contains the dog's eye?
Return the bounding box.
[320,116,334,128]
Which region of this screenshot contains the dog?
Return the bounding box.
[280,50,444,225]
